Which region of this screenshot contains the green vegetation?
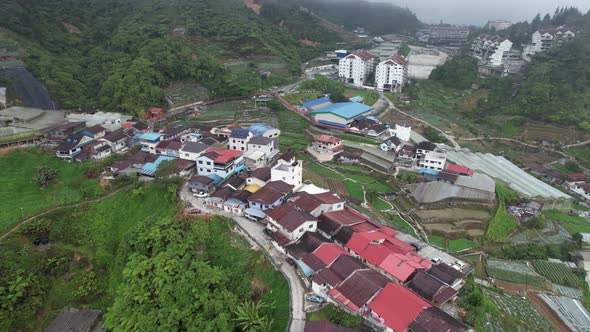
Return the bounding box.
[325,163,369,173]
[307,163,344,180]
[421,127,448,143]
[335,132,381,145]
[488,243,564,261]
[0,0,312,115]
[429,235,446,249]
[545,210,590,234]
[307,304,362,329]
[429,236,479,252]
[342,88,379,106]
[568,146,590,169]
[269,99,312,151]
[300,75,348,102]
[429,54,477,90]
[0,150,101,233]
[399,43,411,57]
[486,259,546,287]
[343,180,364,202]
[389,215,416,236]
[531,260,583,287]
[485,184,520,242]
[372,198,391,211]
[0,183,288,331]
[294,0,420,35]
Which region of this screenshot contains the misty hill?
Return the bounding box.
[0,0,339,115]
[429,8,590,131]
[289,0,421,35]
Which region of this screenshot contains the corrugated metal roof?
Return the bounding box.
[310,102,373,120]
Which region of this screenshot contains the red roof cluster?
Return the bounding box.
[347,49,375,61]
[368,283,431,332]
[384,54,408,66]
[312,243,351,265]
[202,148,243,164]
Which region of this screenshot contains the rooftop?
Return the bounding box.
[45,308,102,332]
[332,269,389,310]
[315,134,341,144]
[368,283,430,332]
[310,102,373,120]
[248,180,293,205]
[138,132,164,141]
[181,141,209,154]
[266,204,316,232]
[201,149,243,164]
[249,167,271,181]
[230,128,251,139]
[409,307,470,332]
[301,97,332,109]
[248,136,274,146]
[313,243,350,265]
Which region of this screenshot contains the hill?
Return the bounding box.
[0,0,335,115]
[427,8,590,131]
[290,0,421,35]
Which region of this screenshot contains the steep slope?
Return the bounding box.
[0,0,315,115]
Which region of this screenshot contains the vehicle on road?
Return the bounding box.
[306,294,326,303]
[286,257,296,266]
[193,191,209,198]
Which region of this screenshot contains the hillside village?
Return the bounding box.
[2,1,590,332]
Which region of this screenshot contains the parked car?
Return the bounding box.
[286,257,296,266]
[193,191,209,198]
[306,294,326,303]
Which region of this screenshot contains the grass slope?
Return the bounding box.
[0,149,101,233]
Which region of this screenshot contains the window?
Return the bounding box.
[308,224,313,229]
[207,162,211,165]
[299,228,304,233]
[198,161,203,164]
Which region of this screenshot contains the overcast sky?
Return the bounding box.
[382,0,590,25]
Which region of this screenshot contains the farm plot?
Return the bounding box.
[484,289,554,332]
[544,210,590,234]
[510,222,572,245]
[486,259,546,288]
[553,284,583,299]
[532,260,582,287]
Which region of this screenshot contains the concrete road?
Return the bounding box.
[179,186,306,332]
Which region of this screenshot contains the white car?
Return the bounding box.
[193,191,209,198]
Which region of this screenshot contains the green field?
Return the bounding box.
[486,259,546,288]
[307,304,362,329]
[324,162,370,173]
[486,185,519,242]
[0,150,102,233]
[343,88,379,106]
[372,198,391,211]
[365,181,397,193]
[335,132,381,145]
[0,184,289,331]
[389,215,416,237]
[544,210,590,234]
[532,260,582,287]
[566,146,590,169]
[307,163,345,180]
[344,179,364,201]
[429,236,479,252]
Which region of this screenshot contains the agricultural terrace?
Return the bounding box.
[0,183,289,331]
[485,184,519,243]
[429,235,480,253]
[531,260,583,287]
[0,149,102,233]
[544,210,590,234]
[483,289,554,331]
[486,259,546,288]
[224,56,296,90]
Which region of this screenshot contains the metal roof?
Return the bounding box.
[310,102,373,120]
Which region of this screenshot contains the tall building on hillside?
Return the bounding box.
[528,26,576,54]
[471,34,512,66]
[416,26,470,46]
[486,20,512,31]
[338,50,375,87]
[375,55,408,92]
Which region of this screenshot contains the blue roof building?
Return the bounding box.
[248,123,273,137]
[300,97,333,111]
[138,132,164,142]
[310,102,374,127]
[348,96,364,103]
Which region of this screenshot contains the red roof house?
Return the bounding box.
[567,173,586,182]
[368,283,431,332]
[313,243,351,265]
[445,163,474,176]
[147,107,165,119]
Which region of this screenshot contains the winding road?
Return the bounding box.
[179,185,306,332]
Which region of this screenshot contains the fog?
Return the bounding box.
[377,0,590,25]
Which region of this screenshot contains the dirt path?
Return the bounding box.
[0,186,130,242]
[378,92,460,149]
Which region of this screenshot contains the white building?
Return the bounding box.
[196,149,244,180]
[375,55,408,92]
[271,152,303,189]
[247,136,278,161]
[265,204,317,241]
[571,183,590,201]
[419,151,447,171]
[529,26,576,54]
[65,111,132,131]
[486,20,512,31]
[471,34,512,66]
[380,136,402,153]
[390,122,411,142]
[179,141,209,161]
[338,50,375,86]
[229,128,253,151]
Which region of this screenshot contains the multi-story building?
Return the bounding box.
[229,128,253,151]
[375,55,408,92]
[338,50,375,86]
[471,34,512,66]
[418,151,447,171]
[196,149,244,180]
[486,20,512,31]
[271,151,303,189]
[529,26,576,54]
[417,26,470,46]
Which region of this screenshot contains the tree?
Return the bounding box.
[155,160,177,178]
[429,54,477,90]
[234,300,274,332]
[33,166,58,187]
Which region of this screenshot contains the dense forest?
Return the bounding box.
[429,8,590,130]
[291,0,421,35]
[0,0,333,115]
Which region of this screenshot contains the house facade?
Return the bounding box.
[271,154,303,189]
[530,26,576,53]
[247,136,277,161]
[471,34,512,66]
[338,50,375,86]
[229,128,253,151]
[375,55,408,92]
[196,149,244,180]
[82,140,112,160]
[179,141,209,161]
[138,132,164,154]
[419,151,447,171]
[100,129,129,153]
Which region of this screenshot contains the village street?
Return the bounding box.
[179,185,307,332]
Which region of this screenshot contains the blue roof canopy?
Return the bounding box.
[138,132,164,141]
[301,97,331,109]
[310,102,373,120]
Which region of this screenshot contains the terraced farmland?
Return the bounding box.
[486,259,546,288]
[483,289,554,332]
[532,260,582,287]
